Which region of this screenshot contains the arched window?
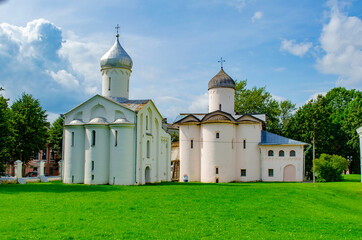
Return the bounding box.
[290,150,296,157]
[268,150,274,157]
[219,104,222,110]
[91,130,96,146]
[146,116,149,130]
[147,140,150,158]
[279,150,284,157]
[108,77,111,91]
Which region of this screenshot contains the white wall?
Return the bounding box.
[84,125,110,184]
[200,123,236,183]
[208,88,235,114]
[179,124,200,182]
[109,125,135,185]
[136,101,171,184]
[63,125,85,184]
[236,123,262,181]
[101,68,131,99]
[260,145,304,182]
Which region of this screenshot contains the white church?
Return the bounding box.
[62,32,171,185]
[175,67,307,183]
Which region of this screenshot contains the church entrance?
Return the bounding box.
[283,164,296,181]
[145,166,151,184]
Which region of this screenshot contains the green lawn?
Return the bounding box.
[0,175,361,239]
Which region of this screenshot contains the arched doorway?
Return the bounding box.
[283,164,296,181]
[145,166,151,184]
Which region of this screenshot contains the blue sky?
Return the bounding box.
[0,0,361,123]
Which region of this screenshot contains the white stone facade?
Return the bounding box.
[176,68,307,183]
[63,35,171,185]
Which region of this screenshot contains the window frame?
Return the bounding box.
[279,150,285,157]
[240,169,246,177]
[268,150,274,157]
[290,150,296,157]
[268,169,274,177]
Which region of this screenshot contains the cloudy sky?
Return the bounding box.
[0,0,361,123]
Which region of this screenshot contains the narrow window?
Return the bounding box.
[108,77,111,91]
[216,178,219,183]
[91,130,96,146]
[115,130,118,146]
[42,149,47,160]
[241,169,246,177]
[72,175,74,183]
[290,150,296,157]
[91,161,94,171]
[279,150,284,157]
[243,139,246,149]
[216,132,220,139]
[146,116,149,130]
[219,104,222,110]
[147,140,150,158]
[268,150,274,157]
[268,169,274,177]
[216,167,219,174]
[71,132,75,147]
[191,140,194,149]
[91,174,94,181]
[232,139,234,149]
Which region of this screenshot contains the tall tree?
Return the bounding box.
[234,80,294,134]
[48,115,64,161]
[284,88,362,175]
[0,96,12,171]
[10,93,48,165]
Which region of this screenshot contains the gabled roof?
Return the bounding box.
[260,131,307,145]
[64,94,150,116]
[174,111,265,125]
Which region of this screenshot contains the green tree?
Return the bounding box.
[284,88,362,175]
[314,154,349,182]
[0,96,12,171]
[48,115,64,160]
[234,80,294,134]
[10,93,48,165]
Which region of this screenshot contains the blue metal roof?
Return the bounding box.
[260,131,307,145]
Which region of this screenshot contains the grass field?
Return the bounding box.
[0,175,361,239]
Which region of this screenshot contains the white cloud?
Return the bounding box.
[315,1,362,88]
[47,70,79,89]
[306,92,327,103]
[188,92,209,113]
[47,112,61,124]
[227,0,247,12]
[271,94,286,102]
[251,11,263,22]
[281,39,312,57]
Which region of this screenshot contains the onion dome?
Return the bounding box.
[100,35,133,70]
[208,68,235,90]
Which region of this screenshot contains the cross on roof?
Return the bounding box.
[115,24,120,38]
[218,57,225,69]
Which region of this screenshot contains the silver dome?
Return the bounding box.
[208,68,235,90]
[100,36,133,70]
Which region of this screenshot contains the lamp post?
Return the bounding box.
[313,122,316,184]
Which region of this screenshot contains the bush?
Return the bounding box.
[314,154,349,182]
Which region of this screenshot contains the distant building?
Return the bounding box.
[62,32,171,185]
[175,67,307,183]
[5,146,59,176]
